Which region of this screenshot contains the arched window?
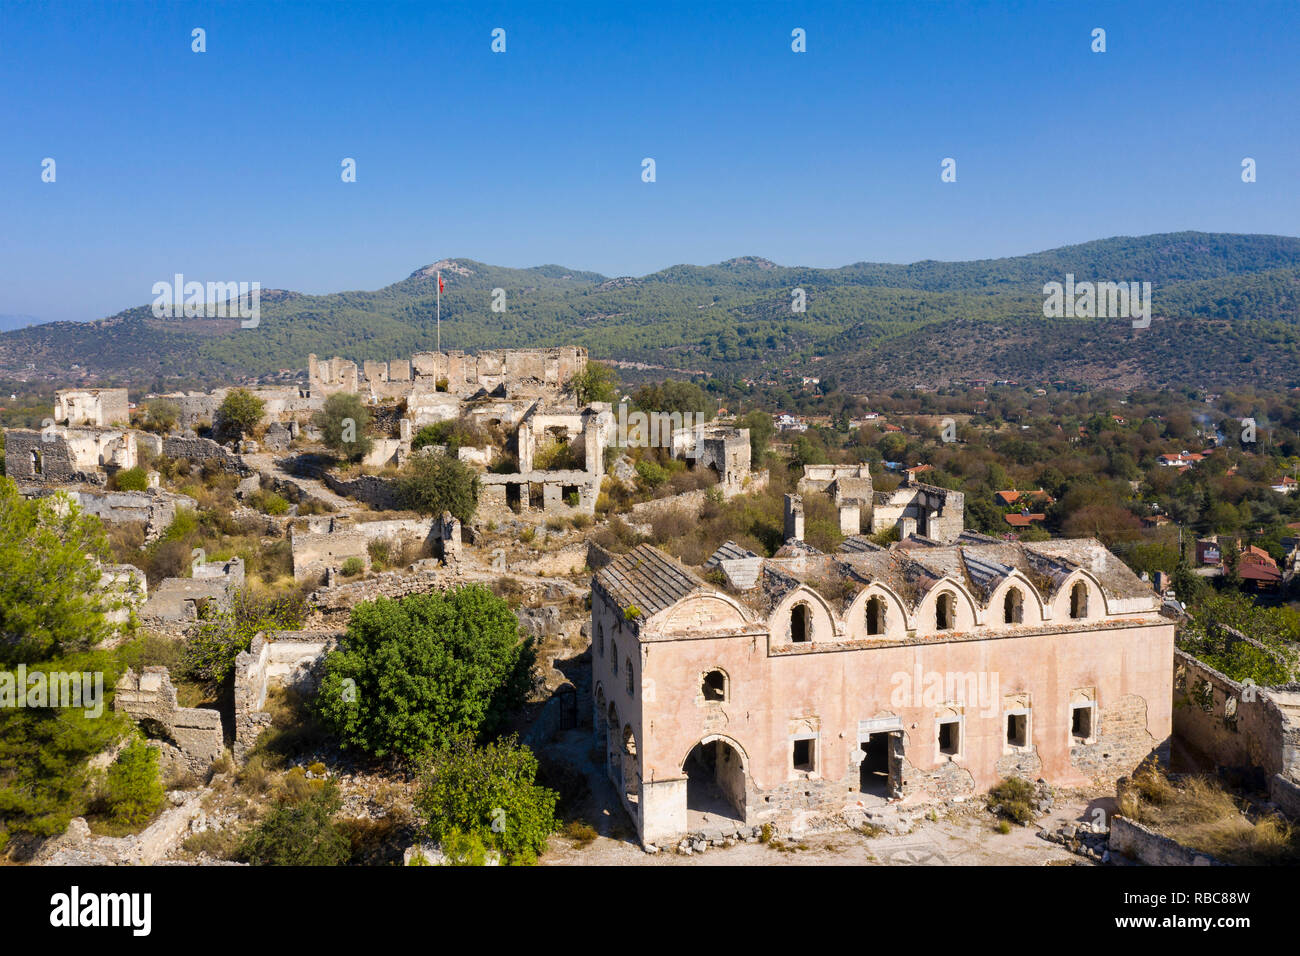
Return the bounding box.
[611,641,618,674]
[1004,588,1024,625]
[702,669,727,702]
[625,657,633,695]
[596,620,604,657]
[791,603,810,643]
[1070,582,1088,620]
[936,592,955,631]
[865,595,887,636]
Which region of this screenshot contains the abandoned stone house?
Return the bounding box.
[590,528,1173,846]
[290,513,462,583]
[795,464,964,542]
[54,387,129,427]
[3,426,138,484]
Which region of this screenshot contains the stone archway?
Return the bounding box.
[682,737,747,826]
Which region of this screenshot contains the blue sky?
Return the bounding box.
[2,0,1298,324]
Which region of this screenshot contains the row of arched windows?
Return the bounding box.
[787,581,1092,643]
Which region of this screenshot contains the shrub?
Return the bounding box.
[341,556,364,577]
[635,460,668,489]
[415,733,557,865]
[987,776,1037,825]
[237,779,351,866]
[102,738,165,828]
[111,466,149,492]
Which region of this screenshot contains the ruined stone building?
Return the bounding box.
[795,464,964,542]
[3,426,137,484]
[590,526,1172,846]
[54,388,129,427]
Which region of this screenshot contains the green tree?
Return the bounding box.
[738,410,774,463]
[314,392,373,462]
[215,388,265,441]
[316,586,535,761]
[102,737,165,828]
[569,362,619,405]
[237,779,351,866]
[395,451,480,523]
[0,479,118,665]
[415,733,557,865]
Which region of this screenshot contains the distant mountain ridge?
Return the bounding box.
[3,232,1300,392]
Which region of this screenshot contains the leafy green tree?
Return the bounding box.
[415,733,557,865]
[314,392,373,462]
[395,451,480,523]
[569,363,619,404]
[316,586,535,761]
[215,388,265,441]
[738,410,774,463]
[102,738,165,827]
[237,779,351,866]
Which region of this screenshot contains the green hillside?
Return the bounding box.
[4,232,1299,391]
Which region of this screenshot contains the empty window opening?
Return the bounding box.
[1004,588,1024,624]
[865,596,887,636]
[1070,582,1088,619]
[30,449,41,475]
[505,483,522,514]
[791,603,810,643]
[1071,704,1094,742]
[702,669,727,702]
[1006,712,1028,749]
[792,738,816,772]
[625,658,633,695]
[938,719,961,756]
[935,592,955,631]
[860,733,891,796]
[596,621,604,657]
[610,642,618,674]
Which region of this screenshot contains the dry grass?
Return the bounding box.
[1120,765,1300,865]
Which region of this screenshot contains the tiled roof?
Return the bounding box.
[594,544,707,618]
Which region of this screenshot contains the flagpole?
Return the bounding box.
[436,270,441,353]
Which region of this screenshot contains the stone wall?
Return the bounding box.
[114,667,224,775]
[233,630,341,761]
[161,435,248,473]
[1109,816,1225,866]
[1172,646,1300,783]
[290,515,442,582]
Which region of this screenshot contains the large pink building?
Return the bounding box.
[590,532,1174,847]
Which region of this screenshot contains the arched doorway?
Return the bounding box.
[682,737,747,826]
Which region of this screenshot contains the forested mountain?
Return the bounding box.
[4,232,1300,392]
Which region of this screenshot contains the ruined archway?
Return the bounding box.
[682,737,747,825]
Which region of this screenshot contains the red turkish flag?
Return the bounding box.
[438,274,445,293]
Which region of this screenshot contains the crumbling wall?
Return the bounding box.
[160,435,247,473]
[290,516,442,581]
[233,631,341,761]
[1172,646,1299,782]
[114,667,224,775]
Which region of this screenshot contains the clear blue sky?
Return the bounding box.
[2,0,1298,324]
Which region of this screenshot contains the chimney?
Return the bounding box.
[784,494,805,543]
